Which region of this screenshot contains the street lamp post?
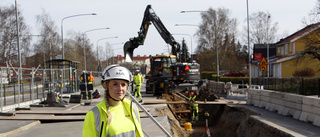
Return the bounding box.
[247,0,252,87]
[96,37,118,67]
[61,13,97,60]
[83,27,110,71]
[60,13,96,101]
[267,15,270,77]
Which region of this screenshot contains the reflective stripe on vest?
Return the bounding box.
[108,130,135,137]
[90,106,101,137]
[131,102,139,123]
[91,101,139,137]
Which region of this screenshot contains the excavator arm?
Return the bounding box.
[124,5,181,62]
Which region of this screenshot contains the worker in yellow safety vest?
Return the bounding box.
[189,91,198,122]
[88,72,95,92]
[133,70,142,103]
[83,65,144,137]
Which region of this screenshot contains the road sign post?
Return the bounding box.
[259,57,268,87]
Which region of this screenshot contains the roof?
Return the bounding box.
[45,59,80,64]
[275,22,320,46]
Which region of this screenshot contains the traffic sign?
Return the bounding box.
[261,65,266,70]
[259,57,268,66]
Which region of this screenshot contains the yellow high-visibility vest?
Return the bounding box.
[82,98,143,137]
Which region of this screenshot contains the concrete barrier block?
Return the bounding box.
[249,89,261,95]
[253,100,260,107]
[260,90,272,96]
[313,116,320,127]
[270,98,284,106]
[268,104,276,112]
[281,107,290,116]
[312,98,320,107]
[284,94,302,104]
[299,112,309,122]
[284,101,302,111]
[307,113,316,123]
[260,95,270,102]
[302,104,320,115]
[258,101,266,108]
[270,92,285,99]
[303,96,314,105]
[265,102,271,110]
[252,94,260,100]
[275,105,284,115]
[292,110,302,120]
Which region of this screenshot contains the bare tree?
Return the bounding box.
[0,4,31,66]
[297,1,320,71]
[63,31,97,71]
[32,9,60,67]
[243,11,278,45]
[302,0,320,25]
[195,7,242,71]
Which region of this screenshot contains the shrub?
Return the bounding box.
[293,67,316,77]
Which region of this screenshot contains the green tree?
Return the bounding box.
[180,39,190,62]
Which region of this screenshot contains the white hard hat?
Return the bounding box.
[101,65,132,82]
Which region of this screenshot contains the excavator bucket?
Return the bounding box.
[124,41,134,62]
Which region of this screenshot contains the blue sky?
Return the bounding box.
[1,0,317,56]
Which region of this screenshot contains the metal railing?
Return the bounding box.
[252,77,320,96]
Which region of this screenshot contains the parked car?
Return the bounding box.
[223,71,245,77]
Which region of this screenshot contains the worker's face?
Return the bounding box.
[104,80,128,100]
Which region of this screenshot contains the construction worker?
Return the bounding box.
[87,72,94,93]
[83,65,143,137]
[189,91,199,122]
[134,70,143,102]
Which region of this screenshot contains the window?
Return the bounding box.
[281,46,284,55]
[289,43,292,51]
[292,42,295,54]
[278,47,280,53]
[285,44,288,54]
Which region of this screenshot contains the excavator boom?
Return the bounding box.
[124,5,180,62]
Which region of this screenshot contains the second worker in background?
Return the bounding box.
[134,70,143,103]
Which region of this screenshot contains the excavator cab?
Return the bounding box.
[151,55,177,79]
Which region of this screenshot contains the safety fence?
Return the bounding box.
[252,77,320,96]
[0,67,102,112]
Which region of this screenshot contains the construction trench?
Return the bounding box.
[152,90,291,137]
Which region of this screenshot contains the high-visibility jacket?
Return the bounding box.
[82,98,143,137]
[134,73,141,86]
[88,75,94,84]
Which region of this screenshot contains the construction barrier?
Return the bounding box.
[247,89,320,127]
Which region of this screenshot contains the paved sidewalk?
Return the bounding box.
[0,85,173,137]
